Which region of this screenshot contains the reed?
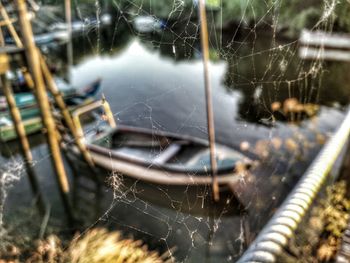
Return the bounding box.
[1,228,172,263]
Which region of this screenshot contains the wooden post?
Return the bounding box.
[65,0,72,44]
[65,0,73,80]
[39,53,95,167]
[0,53,46,214]
[16,0,74,223]
[198,0,220,201]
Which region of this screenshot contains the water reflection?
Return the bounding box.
[221,34,350,124]
[45,23,350,125]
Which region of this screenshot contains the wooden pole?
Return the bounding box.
[198,0,220,201]
[39,53,95,167]
[65,0,73,80]
[16,0,74,223]
[0,56,46,214]
[2,2,93,167]
[65,0,72,43]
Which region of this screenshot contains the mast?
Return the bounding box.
[198,0,220,201]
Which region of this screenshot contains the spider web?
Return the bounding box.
[1,0,348,262]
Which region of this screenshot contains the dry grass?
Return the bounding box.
[1,228,173,263]
[279,180,350,262]
[67,228,170,263]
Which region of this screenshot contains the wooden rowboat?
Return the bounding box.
[64,100,253,200]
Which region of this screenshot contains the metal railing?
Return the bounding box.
[238,108,350,263]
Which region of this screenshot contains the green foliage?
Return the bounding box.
[218,0,344,32]
[40,0,350,34]
[335,1,350,30]
[112,0,194,19]
[220,0,271,26]
[206,0,221,9]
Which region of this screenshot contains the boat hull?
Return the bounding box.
[64,147,245,215]
[63,125,252,210]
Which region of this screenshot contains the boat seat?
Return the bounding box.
[153,143,181,165]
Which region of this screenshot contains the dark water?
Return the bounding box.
[1,19,350,262]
